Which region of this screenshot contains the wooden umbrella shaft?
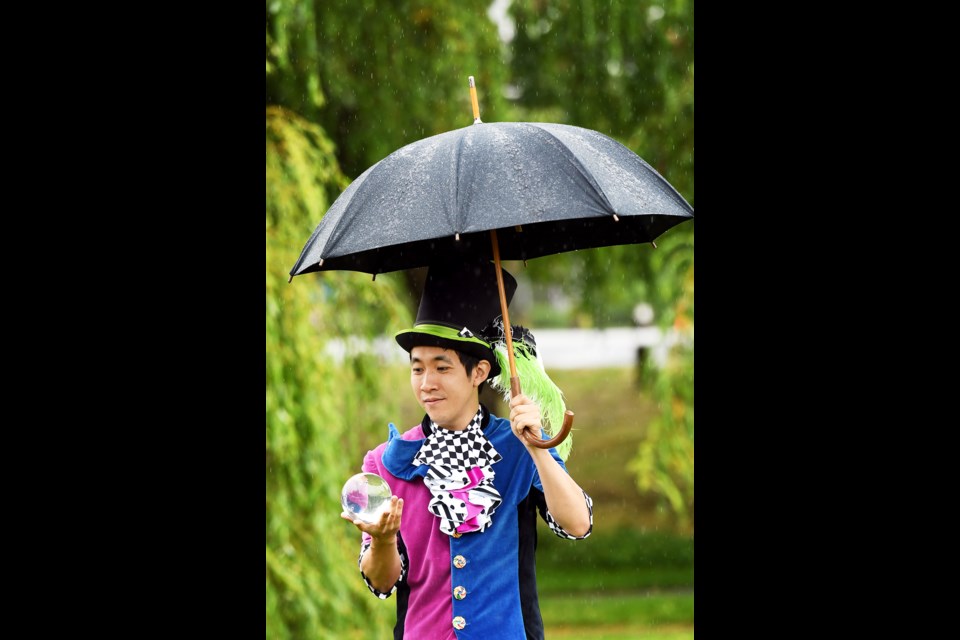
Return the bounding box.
[489,229,573,449]
[490,230,518,390]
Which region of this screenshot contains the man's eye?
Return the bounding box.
[411,368,423,374]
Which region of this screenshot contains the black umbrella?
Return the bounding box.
[289,77,694,449]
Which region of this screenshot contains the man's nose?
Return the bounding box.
[420,372,437,389]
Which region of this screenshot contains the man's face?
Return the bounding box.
[409,345,489,430]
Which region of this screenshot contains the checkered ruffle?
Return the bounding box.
[412,407,503,536]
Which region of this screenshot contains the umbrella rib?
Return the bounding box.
[297,165,375,272]
[453,130,468,236]
[546,124,694,215]
[526,124,617,217]
[316,159,398,273]
[623,150,695,212]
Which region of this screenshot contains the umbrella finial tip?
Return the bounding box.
[468,76,482,124]
[468,76,475,87]
[287,274,293,284]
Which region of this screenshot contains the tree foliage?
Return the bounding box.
[267,0,513,179]
[266,105,412,638]
[628,229,694,532]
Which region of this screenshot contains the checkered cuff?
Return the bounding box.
[358,537,408,599]
[545,490,594,540]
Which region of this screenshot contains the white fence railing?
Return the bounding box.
[323,326,690,369]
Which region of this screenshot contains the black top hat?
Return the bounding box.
[395,259,517,378]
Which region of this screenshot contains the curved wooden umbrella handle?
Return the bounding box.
[523,409,574,449]
[510,376,574,449]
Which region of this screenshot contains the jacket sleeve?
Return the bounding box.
[532,447,594,540]
[354,444,409,598]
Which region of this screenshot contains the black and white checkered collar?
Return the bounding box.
[421,404,490,436]
[414,405,498,472]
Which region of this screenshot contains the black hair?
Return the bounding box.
[454,349,490,394]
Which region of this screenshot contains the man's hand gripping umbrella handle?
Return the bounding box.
[510,376,575,449]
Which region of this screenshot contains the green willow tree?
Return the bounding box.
[267,0,513,180]
[508,0,695,530]
[266,106,412,638]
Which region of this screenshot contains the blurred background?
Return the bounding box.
[266,1,693,638]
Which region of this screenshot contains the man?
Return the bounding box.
[341,259,593,639]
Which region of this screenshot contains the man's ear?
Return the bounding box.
[474,359,491,386]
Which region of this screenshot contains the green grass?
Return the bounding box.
[536,527,693,637]
[536,528,693,594]
[548,625,693,640]
[547,624,694,640]
[542,591,694,639]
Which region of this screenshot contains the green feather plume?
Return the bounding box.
[487,326,572,461]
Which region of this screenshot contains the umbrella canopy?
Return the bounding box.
[288,121,693,278]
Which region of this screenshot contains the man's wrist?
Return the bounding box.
[370,534,398,549]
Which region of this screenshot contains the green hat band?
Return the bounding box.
[395,323,493,349]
